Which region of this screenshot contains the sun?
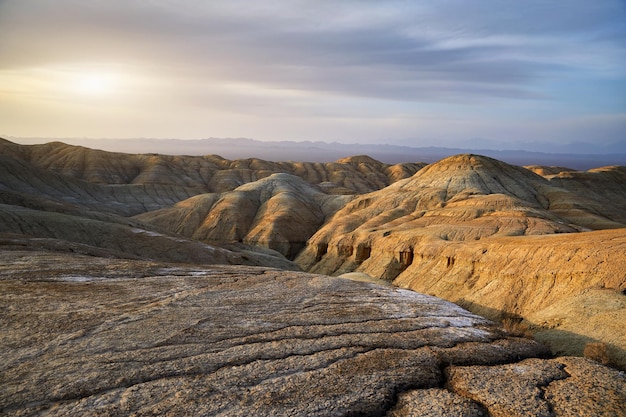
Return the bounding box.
[75,72,117,96]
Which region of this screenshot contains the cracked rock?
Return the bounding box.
[387,388,487,417]
[445,357,626,417]
[545,357,626,417]
[1,251,624,416]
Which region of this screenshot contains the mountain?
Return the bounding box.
[296,154,626,367]
[0,144,295,269]
[297,154,625,269]
[136,173,352,259]
[1,138,625,370]
[1,138,626,413]
[0,138,424,195]
[0,138,421,267]
[8,136,626,169]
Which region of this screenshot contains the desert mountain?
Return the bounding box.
[2,251,624,416]
[0,137,421,265]
[296,154,626,366]
[12,136,626,169]
[0,138,425,195]
[0,153,197,217]
[136,173,352,259]
[0,150,295,269]
[1,139,625,370]
[298,154,625,267]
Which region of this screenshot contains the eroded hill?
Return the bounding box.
[0,137,421,266]
[1,139,625,370]
[0,146,295,269]
[0,138,425,194]
[296,154,626,367]
[135,173,352,259]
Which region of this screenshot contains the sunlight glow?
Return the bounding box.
[74,72,118,96]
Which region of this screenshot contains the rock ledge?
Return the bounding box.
[1,251,623,416]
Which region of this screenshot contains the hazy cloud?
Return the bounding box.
[0,0,624,149]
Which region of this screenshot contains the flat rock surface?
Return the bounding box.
[2,251,623,416]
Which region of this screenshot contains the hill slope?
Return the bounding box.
[136,173,352,259]
[296,154,626,366]
[2,139,626,368]
[0,149,295,269]
[0,138,425,194]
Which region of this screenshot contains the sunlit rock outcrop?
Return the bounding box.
[296,154,626,366]
[136,173,352,259]
[297,154,625,275]
[2,251,623,417]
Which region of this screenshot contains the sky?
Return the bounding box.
[1,0,625,153]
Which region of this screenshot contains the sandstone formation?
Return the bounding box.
[441,357,626,417]
[0,138,425,195]
[0,153,198,217]
[542,165,626,226]
[2,138,626,411]
[298,154,626,277]
[136,173,352,259]
[2,250,624,416]
[389,357,626,417]
[296,154,626,366]
[0,152,295,269]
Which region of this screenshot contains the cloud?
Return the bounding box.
[0,0,624,147]
[3,2,623,89]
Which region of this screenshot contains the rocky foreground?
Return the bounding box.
[1,251,624,416]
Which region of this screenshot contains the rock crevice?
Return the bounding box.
[8,251,614,417]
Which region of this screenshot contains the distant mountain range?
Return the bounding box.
[8,136,626,170]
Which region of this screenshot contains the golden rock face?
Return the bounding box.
[295,154,626,368]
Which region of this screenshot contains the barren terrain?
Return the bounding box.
[1,251,624,416]
[1,138,625,414]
